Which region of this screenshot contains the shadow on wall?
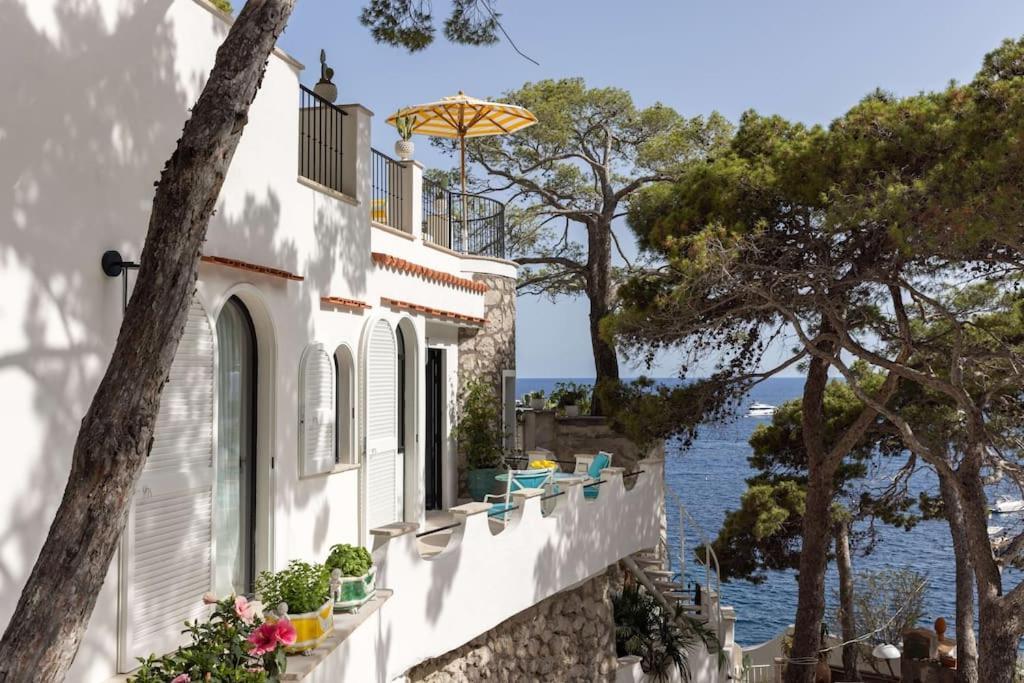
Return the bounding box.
[0,0,360,675]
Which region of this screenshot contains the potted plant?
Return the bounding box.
[526,390,546,410]
[326,543,376,613]
[551,382,591,417]
[394,114,415,161]
[255,560,334,654]
[454,378,505,501]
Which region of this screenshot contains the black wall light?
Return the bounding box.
[101,250,139,312]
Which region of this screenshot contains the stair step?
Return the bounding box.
[633,556,663,566]
[643,569,673,577]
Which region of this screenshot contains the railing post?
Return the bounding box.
[339,103,373,203]
[402,160,423,238]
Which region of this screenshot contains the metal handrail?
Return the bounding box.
[421,178,505,258]
[664,485,725,649]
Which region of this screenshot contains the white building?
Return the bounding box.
[0,1,701,681]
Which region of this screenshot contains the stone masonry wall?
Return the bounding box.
[407,569,619,682]
[457,272,516,495]
[519,412,665,473]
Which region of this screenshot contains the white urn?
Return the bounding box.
[395,139,415,161]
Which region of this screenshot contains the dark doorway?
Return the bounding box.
[425,348,444,510]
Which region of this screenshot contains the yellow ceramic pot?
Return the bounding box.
[272,600,334,654]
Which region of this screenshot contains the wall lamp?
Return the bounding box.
[101,250,139,312]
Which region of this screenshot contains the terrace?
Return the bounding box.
[298,85,506,260]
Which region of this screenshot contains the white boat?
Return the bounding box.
[747,402,776,417]
[988,525,1006,537]
[991,496,1024,514]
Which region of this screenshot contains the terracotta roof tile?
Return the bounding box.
[371,252,488,293]
[320,296,371,310]
[381,297,486,326]
[201,255,303,281]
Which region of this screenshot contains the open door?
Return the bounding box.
[424,348,444,510]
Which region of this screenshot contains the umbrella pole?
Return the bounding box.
[460,134,469,251]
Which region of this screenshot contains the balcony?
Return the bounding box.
[297,86,507,260]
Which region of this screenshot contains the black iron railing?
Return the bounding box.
[371,148,406,232]
[422,178,506,259]
[298,85,347,194]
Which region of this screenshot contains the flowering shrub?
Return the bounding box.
[528,459,558,471]
[130,594,293,683]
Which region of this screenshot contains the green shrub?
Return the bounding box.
[326,544,373,577]
[255,560,331,615]
[211,0,232,13]
[453,378,504,470]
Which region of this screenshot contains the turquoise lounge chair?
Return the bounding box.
[485,468,554,522]
[583,451,612,500]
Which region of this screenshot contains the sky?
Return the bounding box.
[276,0,1024,378]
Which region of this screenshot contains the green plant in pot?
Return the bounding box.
[326,543,376,613]
[526,389,546,410]
[254,560,334,654]
[550,381,592,417]
[454,378,505,501]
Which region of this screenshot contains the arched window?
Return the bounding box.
[215,296,258,596]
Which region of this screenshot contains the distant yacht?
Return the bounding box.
[747,402,776,417]
[991,496,1024,514]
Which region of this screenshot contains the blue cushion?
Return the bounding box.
[584,485,599,500]
[588,452,610,479]
[487,502,515,518]
[512,470,549,490]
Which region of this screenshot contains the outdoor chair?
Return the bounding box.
[581,451,612,500]
[485,468,554,524]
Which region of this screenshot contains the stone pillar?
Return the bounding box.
[338,103,373,203]
[456,272,516,495]
[401,159,424,238]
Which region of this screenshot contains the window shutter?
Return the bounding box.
[300,343,336,477]
[119,297,215,671]
[364,319,399,530]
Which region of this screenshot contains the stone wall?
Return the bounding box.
[519,411,664,473]
[457,272,516,391]
[407,569,619,682]
[457,272,516,495]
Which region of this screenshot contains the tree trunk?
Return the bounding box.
[834,521,860,681]
[587,217,619,415]
[976,601,1019,683]
[938,476,978,683]
[0,3,295,680]
[785,353,834,683]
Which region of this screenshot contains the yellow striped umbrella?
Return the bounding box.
[386,92,537,244]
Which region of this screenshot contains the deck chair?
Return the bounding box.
[485,468,554,523]
[582,451,612,500]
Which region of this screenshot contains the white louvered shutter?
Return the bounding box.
[300,344,336,477]
[119,297,215,671]
[364,319,399,530]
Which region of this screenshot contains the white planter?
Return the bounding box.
[529,397,545,410]
[564,405,580,417]
[395,139,414,161]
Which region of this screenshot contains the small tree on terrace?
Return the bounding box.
[444,78,730,413]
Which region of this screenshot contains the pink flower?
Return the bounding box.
[247,622,279,656]
[274,618,297,647]
[170,675,191,683]
[234,595,256,623]
[201,592,218,605]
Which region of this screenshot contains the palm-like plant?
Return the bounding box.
[613,586,719,682]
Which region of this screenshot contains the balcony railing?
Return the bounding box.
[422,179,506,259]
[371,148,406,232]
[298,85,347,194]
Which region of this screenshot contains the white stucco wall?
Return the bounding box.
[300,459,665,683]
[0,0,512,680]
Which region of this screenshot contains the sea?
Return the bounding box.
[517,376,1024,647]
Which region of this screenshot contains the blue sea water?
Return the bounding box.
[517,376,1024,647]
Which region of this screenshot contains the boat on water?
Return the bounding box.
[991,496,1024,514]
[747,402,776,417]
[988,525,1006,536]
